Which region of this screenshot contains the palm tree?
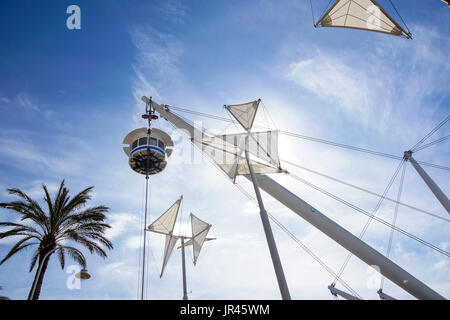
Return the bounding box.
[0,180,113,300]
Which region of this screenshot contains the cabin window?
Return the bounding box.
[158,140,165,149]
[132,140,138,149]
[138,137,147,146]
[149,137,157,146]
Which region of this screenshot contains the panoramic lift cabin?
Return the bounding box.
[123,127,174,175]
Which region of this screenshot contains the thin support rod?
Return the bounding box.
[141,174,149,300]
[141,127,151,300]
[245,145,291,300]
[405,151,450,215]
[181,237,188,300]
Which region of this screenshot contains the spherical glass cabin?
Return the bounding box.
[123,128,174,175]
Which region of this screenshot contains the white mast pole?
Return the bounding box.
[181,236,188,300]
[404,151,450,215]
[141,174,149,300]
[244,136,291,300]
[143,96,445,300]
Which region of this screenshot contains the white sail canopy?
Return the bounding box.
[160,234,179,278]
[148,197,181,235]
[200,131,282,182]
[179,237,214,248]
[224,131,280,167]
[225,99,260,131]
[316,0,411,39]
[191,213,211,265]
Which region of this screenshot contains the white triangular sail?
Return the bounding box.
[179,237,215,248]
[148,197,181,235]
[160,234,179,278]
[200,131,283,182]
[316,0,411,39]
[225,99,260,131]
[191,213,211,265]
[201,134,243,181]
[222,131,281,167]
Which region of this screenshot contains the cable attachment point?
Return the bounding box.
[141,96,159,128]
[403,150,413,161]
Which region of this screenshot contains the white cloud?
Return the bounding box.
[157,0,187,24]
[286,55,374,123]
[0,92,40,112]
[104,213,141,240]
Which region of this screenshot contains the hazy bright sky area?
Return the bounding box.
[0,0,449,300]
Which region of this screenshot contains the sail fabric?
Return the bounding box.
[222,131,280,168]
[225,100,260,131]
[236,158,282,176]
[179,237,214,248]
[191,214,211,265]
[201,134,243,181]
[160,234,179,278]
[148,198,181,235]
[316,0,408,38]
[200,131,282,182]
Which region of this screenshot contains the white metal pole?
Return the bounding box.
[181,236,188,300]
[141,174,149,300]
[404,151,450,215]
[244,141,291,300]
[145,97,445,300]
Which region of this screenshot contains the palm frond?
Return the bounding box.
[57,246,65,270]
[62,246,87,268]
[0,222,43,238]
[0,196,49,234]
[29,249,40,272]
[60,186,94,216]
[5,188,47,220]
[47,181,71,233]
[42,184,55,230]
[0,236,37,265]
[57,206,110,236]
[0,226,41,240]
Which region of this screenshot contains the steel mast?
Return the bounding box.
[143,96,445,300]
[141,99,152,300]
[180,236,188,300]
[244,135,291,300]
[404,150,450,215]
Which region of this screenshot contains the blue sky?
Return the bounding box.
[0,0,449,300]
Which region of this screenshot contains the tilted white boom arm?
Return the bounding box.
[143,96,445,300]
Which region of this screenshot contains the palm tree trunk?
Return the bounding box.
[27,252,52,300]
